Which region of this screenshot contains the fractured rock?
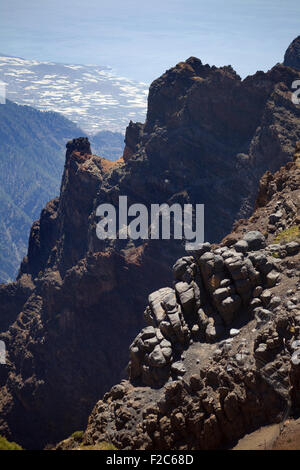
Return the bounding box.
[234,240,248,253]
[266,271,280,287]
[243,231,266,251]
[175,282,195,315]
[291,350,300,366]
[171,362,186,376]
[218,295,241,325]
[148,345,167,368]
[286,241,300,256]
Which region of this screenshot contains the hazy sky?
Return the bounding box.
[0,0,299,83]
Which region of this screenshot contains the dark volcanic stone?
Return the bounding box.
[1,38,300,449]
[284,36,300,70]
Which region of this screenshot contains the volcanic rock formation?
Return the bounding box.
[0,38,300,449]
[284,36,300,71]
[73,147,300,451]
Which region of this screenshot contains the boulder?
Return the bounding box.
[171,362,186,376]
[285,241,300,256]
[205,323,217,342]
[269,211,283,225]
[234,240,248,253]
[266,271,280,287]
[220,278,231,287]
[260,289,272,306]
[291,350,300,367]
[161,347,173,360]
[148,345,167,367]
[148,288,174,324]
[253,286,263,297]
[141,326,156,339]
[230,328,240,337]
[213,287,231,302]
[292,340,300,351]
[175,282,195,315]
[143,336,159,351]
[254,343,268,360]
[250,297,262,309]
[243,231,266,251]
[269,296,281,308]
[172,257,192,281]
[218,295,241,325]
[198,308,209,330]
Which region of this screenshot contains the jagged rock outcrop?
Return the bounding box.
[0,38,300,449]
[123,121,144,162]
[284,36,300,71]
[0,139,173,449]
[80,152,300,451]
[128,232,286,388]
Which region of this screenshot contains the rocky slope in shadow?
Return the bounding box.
[62,146,300,450]
[0,38,300,449]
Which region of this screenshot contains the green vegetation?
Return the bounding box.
[71,430,84,441]
[0,435,22,450]
[274,225,300,244]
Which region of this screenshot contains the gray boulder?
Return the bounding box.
[218,295,241,325]
[286,241,300,256]
[172,257,193,281]
[171,361,186,375]
[291,349,300,366]
[243,231,266,251]
[266,271,280,287]
[148,345,167,367]
[234,240,248,253]
[269,211,283,225]
[175,282,195,315]
[192,242,211,260]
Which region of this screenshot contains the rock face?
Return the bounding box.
[284,36,300,71]
[128,236,281,387]
[0,39,300,449]
[81,152,300,451]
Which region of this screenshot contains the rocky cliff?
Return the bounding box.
[63,146,300,450]
[0,38,300,449]
[284,36,300,71]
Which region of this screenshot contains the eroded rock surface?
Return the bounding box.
[0,38,300,449]
[81,154,299,450]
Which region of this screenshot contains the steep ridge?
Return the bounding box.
[0,101,124,283]
[65,146,300,450]
[0,39,300,449]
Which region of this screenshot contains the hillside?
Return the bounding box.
[78,148,300,450]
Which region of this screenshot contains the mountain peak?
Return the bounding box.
[284,35,300,70]
[66,137,92,157]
